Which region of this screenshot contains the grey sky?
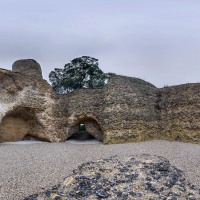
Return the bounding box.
[0,0,200,87]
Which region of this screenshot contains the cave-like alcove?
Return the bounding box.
[0,107,45,142]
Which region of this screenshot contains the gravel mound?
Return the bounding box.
[25,154,200,200]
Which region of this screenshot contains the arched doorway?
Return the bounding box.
[66,117,103,142]
[68,122,95,140]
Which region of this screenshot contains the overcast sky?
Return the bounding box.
[0,0,200,87]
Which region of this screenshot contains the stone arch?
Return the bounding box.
[66,114,104,142]
[0,107,45,142]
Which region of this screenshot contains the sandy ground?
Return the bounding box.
[0,140,199,200]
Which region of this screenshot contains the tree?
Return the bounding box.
[49,56,107,94]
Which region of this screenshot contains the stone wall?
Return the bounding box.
[0,59,199,144]
[55,88,105,141]
[55,75,200,144]
[0,68,64,142]
[159,84,200,143]
[102,75,161,144]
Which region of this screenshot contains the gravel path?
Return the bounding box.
[0,140,199,200]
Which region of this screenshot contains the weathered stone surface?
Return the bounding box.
[12,59,43,79]
[102,75,161,144]
[0,115,30,142]
[0,67,64,142]
[25,155,200,199]
[85,120,103,141]
[56,88,105,141]
[0,59,200,143]
[159,84,200,143]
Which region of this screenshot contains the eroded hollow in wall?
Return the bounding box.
[67,118,103,142]
[0,107,43,142]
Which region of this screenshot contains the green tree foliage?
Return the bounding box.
[49,56,107,94]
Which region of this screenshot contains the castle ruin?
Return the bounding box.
[0,59,199,144]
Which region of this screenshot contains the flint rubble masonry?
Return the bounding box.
[0,59,199,144]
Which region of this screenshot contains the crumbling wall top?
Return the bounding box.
[12,59,43,79]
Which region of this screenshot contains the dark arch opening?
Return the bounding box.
[68,122,95,140]
[66,118,103,142]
